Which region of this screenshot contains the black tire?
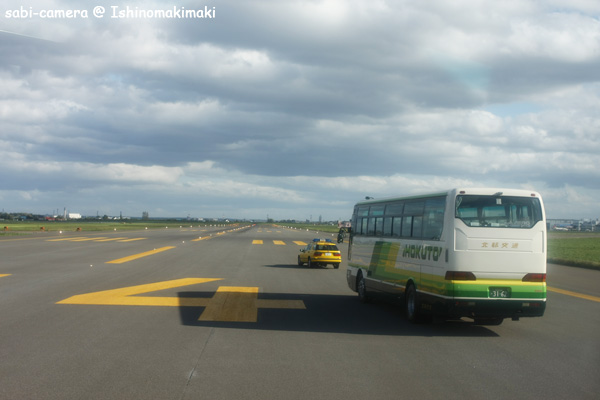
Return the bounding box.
[357,272,369,303]
[333,263,340,269]
[405,284,420,323]
[297,256,303,266]
[307,258,312,268]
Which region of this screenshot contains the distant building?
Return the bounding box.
[548,218,599,232]
[68,213,82,219]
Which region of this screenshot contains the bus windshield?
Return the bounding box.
[455,194,543,228]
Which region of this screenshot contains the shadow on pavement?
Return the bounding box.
[177,291,499,337]
[263,263,338,270]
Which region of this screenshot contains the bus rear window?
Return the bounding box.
[455,195,543,228]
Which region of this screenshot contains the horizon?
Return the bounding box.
[2,1,599,221]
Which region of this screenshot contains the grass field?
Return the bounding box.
[0,220,239,235]
[547,232,600,270]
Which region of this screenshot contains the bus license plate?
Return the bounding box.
[489,288,511,298]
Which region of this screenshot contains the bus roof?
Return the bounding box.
[354,191,449,206]
[354,188,542,207]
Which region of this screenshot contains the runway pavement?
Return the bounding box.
[0,225,598,399]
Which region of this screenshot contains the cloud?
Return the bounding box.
[0,1,599,219]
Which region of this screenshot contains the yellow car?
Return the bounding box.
[298,239,342,269]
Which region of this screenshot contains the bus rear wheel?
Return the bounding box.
[357,273,369,303]
[405,284,420,323]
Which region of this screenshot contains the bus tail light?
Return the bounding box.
[445,271,476,281]
[522,273,546,282]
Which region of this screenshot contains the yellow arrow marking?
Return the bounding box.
[199,286,259,322]
[106,246,176,264]
[57,278,222,306]
[57,279,306,322]
[197,286,305,322]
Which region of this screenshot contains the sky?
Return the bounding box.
[1,0,599,221]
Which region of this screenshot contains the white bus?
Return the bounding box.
[346,188,547,325]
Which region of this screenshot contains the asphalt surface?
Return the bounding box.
[0,225,598,399]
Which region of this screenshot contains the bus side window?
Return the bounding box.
[357,207,369,217]
[412,216,423,238]
[423,197,446,239]
[402,216,413,237]
[375,217,384,236]
[423,211,444,239]
[392,217,402,237]
[402,201,424,238]
[367,218,375,236]
[383,217,392,237]
[361,218,368,235]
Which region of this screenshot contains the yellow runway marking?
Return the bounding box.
[293,241,307,246]
[547,286,600,303]
[106,246,176,264]
[252,240,263,244]
[46,237,87,242]
[255,299,305,309]
[199,286,260,322]
[57,279,307,323]
[273,240,285,245]
[46,237,146,242]
[57,278,221,306]
[0,274,11,278]
[192,236,212,242]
